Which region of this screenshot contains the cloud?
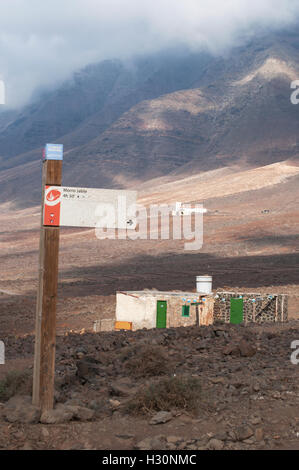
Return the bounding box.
[1,0,299,108]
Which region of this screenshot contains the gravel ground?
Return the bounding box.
[1,321,299,450]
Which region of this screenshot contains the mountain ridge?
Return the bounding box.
[1,29,299,206]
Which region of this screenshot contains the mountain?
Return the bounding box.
[1,29,299,206]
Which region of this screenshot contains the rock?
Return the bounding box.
[226,430,236,441]
[109,399,121,411]
[55,372,76,389]
[243,438,255,445]
[177,414,193,423]
[213,326,228,338]
[76,361,89,378]
[64,398,84,407]
[76,346,87,358]
[235,425,254,441]
[150,435,166,450]
[41,427,50,438]
[255,428,264,442]
[223,339,256,357]
[177,441,188,450]
[196,339,210,350]
[89,399,105,411]
[210,377,226,385]
[208,438,224,450]
[150,411,173,425]
[22,442,33,450]
[65,405,95,421]
[135,437,153,450]
[13,431,24,440]
[76,357,101,381]
[116,433,135,440]
[223,342,239,356]
[213,431,228,441]
[252,383,260,392]
[271,391,281,399]
[231,379,247,389]
[40,405,74,424]
[3,396,41,424]
[249,415,262,425]
[109,379,134,397]
[166,435,183,444]
[239,339,256,357]
[166,443,177,450]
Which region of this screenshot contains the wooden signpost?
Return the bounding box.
[33,144,137,412]
[33,156,62,410]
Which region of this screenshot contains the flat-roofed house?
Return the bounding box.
[114,290,214,331]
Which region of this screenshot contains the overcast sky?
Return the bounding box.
[1,0,299,108]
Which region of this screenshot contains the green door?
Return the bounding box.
[156,301,167,328]
[230,298,243,324]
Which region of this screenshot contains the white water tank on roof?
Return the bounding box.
[196,275,212,294]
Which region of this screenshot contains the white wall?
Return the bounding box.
[116,293,157,330]
[116,292,214,331]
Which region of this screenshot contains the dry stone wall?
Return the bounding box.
[214,292,288,324]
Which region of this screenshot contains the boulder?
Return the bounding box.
[239,339,256,357]
[40,405,74,424]
[65,405,95,421]
[223,339,256,357]
[135,437,153,450]
[235,425,254,441]
[149,411,172,425]
[3,395,41,424]
[208,438,224,450]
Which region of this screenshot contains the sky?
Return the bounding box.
[1,0,299,108]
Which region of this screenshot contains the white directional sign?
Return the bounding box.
[44,186,137,229]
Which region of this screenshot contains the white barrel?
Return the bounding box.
[196,275,212,294]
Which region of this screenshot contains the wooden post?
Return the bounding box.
[33,159,62,411]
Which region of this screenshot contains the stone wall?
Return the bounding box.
[214,292,288,324]
[93,318,115,332]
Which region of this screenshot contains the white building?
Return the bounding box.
[114,290,214,331]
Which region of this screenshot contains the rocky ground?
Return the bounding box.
[1,321,299,450]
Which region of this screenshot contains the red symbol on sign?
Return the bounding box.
[44,186,61,226]
[46,189,61,203]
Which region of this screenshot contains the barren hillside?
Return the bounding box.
[1,30,299,206]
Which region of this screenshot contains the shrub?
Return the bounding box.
[0,370,32,402]
[123,345,172,378]
[125,375,202,415]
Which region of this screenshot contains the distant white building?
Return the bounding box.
[171,202,207,216]
[113,290,214,331]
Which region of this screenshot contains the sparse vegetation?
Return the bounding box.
[0,370,32,402]
[122,344,173,378]
[125,375,202,415]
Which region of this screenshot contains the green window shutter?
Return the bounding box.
[182,305,190,317]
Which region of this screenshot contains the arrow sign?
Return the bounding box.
[44,185,137,229]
